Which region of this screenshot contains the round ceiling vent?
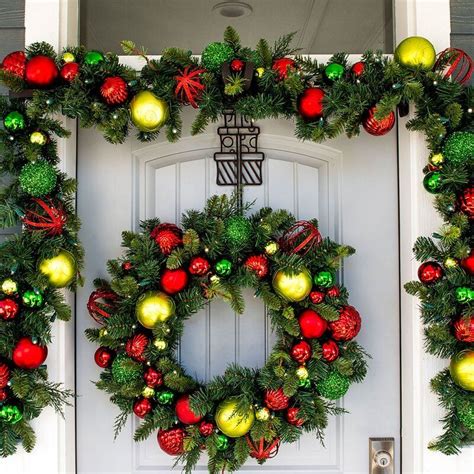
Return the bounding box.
[213,2,253,18]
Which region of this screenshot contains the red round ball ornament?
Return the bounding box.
[329,306,361,341]
[290,340,312,363]
[264,388,289,411]
[175,394,203,424]
[25,55,58,87]
[434,48,473,85]
[272,58,296,80]
[418,261,443,284]
[161,268,188,294]
[133,398,152,418]
[309,290,325,304]
[60,62,79,82]
[125,333,149,362]
[326,286,340,298]
[199,420,214,437]
[122,261,133,271]
[1,51,26,78]
[0,298,19,321]
[286,407,304,427]
[189,256,211,276]
[0,362,10,388]
[12,337,48,369]
[458,187,474,219]
[362,106,395,136]
[321,340,339,362]
[151,223,183,255]
[144,367,163,388]
[0,388,7,402]
[351,61,365,77]
[158,427,185,455]
[298,309,328,339]
[94,347,114,368]
[244,255,269,278]
[100,76,128,105]
[298,87,325,121]
[461,250,474,275]
[230,59,245,72]
[453,315,474,343]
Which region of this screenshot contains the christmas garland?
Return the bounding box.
[85,194,367,472]
[0,26,472,458]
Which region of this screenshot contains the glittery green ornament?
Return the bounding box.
[455,286,474,303]
[457,402,474,430]
[156,390,174,405]
[0,405,23,424]
[201,42,234,72]
[22,289,44,308]
[3,111,26,131]
[422,171,442,194]
[111,354,142,384]
[443,131,474,165]
[1,278,18,295]
[325,63,344,80]
[216,433,230,451]
[225,216,252,249]
[84,50,104,65]
[215,258,232,276]
[19,161,57,197]
[314,271,334,288]
[317,371,350,400]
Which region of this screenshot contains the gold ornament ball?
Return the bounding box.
[444,257,458,268]
[215,398,255,438]
[255,407,270,422]
[272,268,312,302]
[130,91,169,132]
[256,67,265,78]
[1,278,18,295]
[153,339,168,351]
[296,365,309,380]
[429,153,444,166]
[142,386,155,398]
[450,350,474,391]
[264,241,279,256]
[62,52,75,63]
[394,36,436,70]
[30,131,47,146]
[136,290,175,329]
[99,328,108,338]
[38,250,76,288]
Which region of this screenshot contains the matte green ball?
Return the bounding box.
[216,434,230,451]
[314,270,334,288]
[201,42,234,72]
[225,216,252,248]
[19,161,57,197]
[318,372,350,400]
[422,171,442,194]
[3,111,26,131]
[455,287,474,303]
[84,50,104,66]
[325,63,344,80]
[111,354,142,384]
[22,289,44,308]
[457,402,474,430]
[156,390,174,405]
[215,258,232,276]
[443,132,474,165]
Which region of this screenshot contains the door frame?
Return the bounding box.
[11,1,471,473]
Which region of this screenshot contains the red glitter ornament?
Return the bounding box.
[280,220,322,255]
[1,51,26,78]
[309,290,325,304]
[272,58,296,80]
[0,298,19,321]
[189,256,211,276]
[133,398,152,418]
[298,309,327,339]
[100,76,128,105]
[87,288,118,324]
[264,388,289,411]
[326,286,340,298]
[0,362,10,388]
[329,306,361,341]
[144,367,163,388]
[418,261,444,284]
[94,347,114,368]
[351,61,365,77]
[199,420,214,436]
[175,394,203,424]
[434,48,473,85]
[175,66,205,108]
[461,250,474,275]
[453,315,474,343]
[321,340,339,362]
[22,197,67,236]
[60,62,79,82]
[458,186,474,219]
[25,55,58,87]
[12,337,48,369]
[286,407,304,427]
[298,87,325,121]
[244,255,269,278]
[363,106,395,136]
[246,436,280,462]
[161,268,188,294]
[158,427,185,455]
[151,223,183,255]
[230,59,245,72]
[125,333,149,362]
[290,340,312,363]
[0,389,7,402]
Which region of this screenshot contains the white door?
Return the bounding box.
[76,109,400,473]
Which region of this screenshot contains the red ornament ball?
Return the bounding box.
[188,256,211,276]
[286,407,304,427]
[264,388,289,411]
[461,250,474,275]
[1,51,26,78]
[230,59,245,72]
[280,220,322,255]
[94,347,114,368]
[100,76,128,105]
[122,261,133,271]
[199,420,214,436]
[60,62,79,82]
[418,261,444,284]
[272,58,296,80]
[161,268,188,294]
[12,337,48,369]
[158,427,185,455]
[175,394,203,424]
[0,298,19,321]
[298,87,325,121]
[151,223,183,255]
[244,255,269,278]
[351,61,365,77]
[363,106,395,136]
[458,187,474,219]
[144,367,163,388]
[0,389,7,402]
[329,306,361,341]
[298,309,328,339]
[453,315,474,343]
[326,286,340,298]
[290,340,312,363]
[133,398,152,418]
[125,333,149,362]
[0,362,10,388]
[309,290,325,304]
[322,340,339,362]
[25,55,58,87]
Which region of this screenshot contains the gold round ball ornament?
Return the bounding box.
[272,268,312,302]
[255,407,270,422]
[444,257,458,269]
[429,153,444,167]
[1,278,18,295]
[38,250,76,288]
[142,386,155,398]
[215,398,255,438]
[130,91,169,132]
[450,350,474,391]
[62,52,75,63]
[153,339,168,351]
[394,36,436,70]
[296,365,309,380]
[30,131,48,146]
[264,241,279,256]
[136,290,175,329]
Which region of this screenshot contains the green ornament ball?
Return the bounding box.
[0,405,23,424]
[455,287,474,304]
[84,50,104,65]
[422,171,442,194]
[314,270,334,288]
[201,42,234,72]
[215,258,232,276]
[111,354,142,384]
[443,132,474,165]
[299,378,311,389]
[19,161,57,197]
[22,289,44,308]
[156,390,175,405]
[4,111,26,132]
[216,433,230,451]
[318,371,350,400]
[457,402,474,430]
[325,63,344,80]
[225,215,252,248]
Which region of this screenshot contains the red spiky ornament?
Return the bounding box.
[150,223,183,255]
[22,197,67,236]
[329,305,361,341]
[264,388,289,411]
[100,76,128,105]
[0,362,10,388]
[246,436,280,463]
[286,407,304,427]
[1,51,26,78]
[175,66,205,108]
[87,288,118,324]
[244,255,269,278]
[157,427,185,455]
[458,186,474,219]
[453,315,474,343]
[125,333,149,362]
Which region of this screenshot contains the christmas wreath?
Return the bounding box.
[85,194,367,472]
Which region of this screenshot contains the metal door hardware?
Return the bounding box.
[369,438,394,474]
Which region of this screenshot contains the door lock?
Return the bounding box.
[369,438,394,474]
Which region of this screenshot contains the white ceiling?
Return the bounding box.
[80,0,393,54]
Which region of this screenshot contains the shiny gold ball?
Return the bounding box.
[136,290,175,329]
[38,250,76,288]
[394,36,436,70]
[142,386,155,398]
[30,131,48,146]
[215,398,255,438]
[62,52,75,63]
[444,257,458,268]
[1,278,18,295]
[296,365,309,380]
[210,275,220,283]
[153,339,168,351]
[99,328,108,338]
[130,91,169,132]
[255,407,270,422]
[256,67,265,78]
[264,241,279,256]
[450,350,474,391]
[429,153,444,166]
[272,268,312,302]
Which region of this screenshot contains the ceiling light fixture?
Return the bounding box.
[213,2,253,18]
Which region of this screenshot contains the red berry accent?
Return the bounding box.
[309,290,325,304]
[122,261,133,271]
[0,362,10,388]
[161,268,188,294]
[351,61,365,77]
[1,51,26,78]
[461,250,474,275]
[125,333,149,362]
[133,398,152,418]
[458,186,474,219]
[264,388,289,411]
[150,223,183,255]
[418,261,443,284]
[230,59,245,72]
[286,407,304,427]
[199,420,214,436]
[298,309,328,339]
[0,298,19,321]
[12,337,48,369]
[244,255,269,278]
[329,306,361,341]
[175,394,203,424]
[321,340,339,362]
[60,62,79,82]
[94,347,114,368]
[158,427,185,455]
[326,286,340,298]
[0,388,7,402]
[144,367,163,388]
[290,340,312,363]
[189,256,211,276]
[453,315,474,342]
[272,58,296,80]
[25,55,58,87]
[100,76,128,105]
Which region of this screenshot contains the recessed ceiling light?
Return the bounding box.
[213,2,253,18]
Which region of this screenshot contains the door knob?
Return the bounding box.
[369,438,394,474]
